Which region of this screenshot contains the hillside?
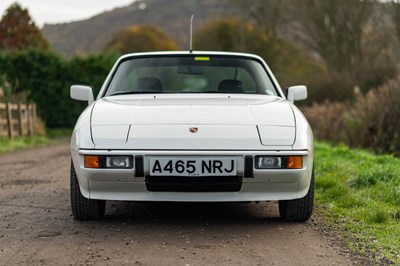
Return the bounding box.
[42,0,236,57]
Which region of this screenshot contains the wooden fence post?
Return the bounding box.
[6,102,13,139]
[17,102,23,136]
[26,102,32,137]
[0,101,38,138]
[0,104,3,137]
[32,103,37,135]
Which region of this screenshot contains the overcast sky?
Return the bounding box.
[0,0,136,27]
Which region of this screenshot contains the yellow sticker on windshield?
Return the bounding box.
[195,57,210,61]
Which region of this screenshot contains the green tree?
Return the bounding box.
[194,19,325,90]
[0,3,49,51]
[106,25,177,53]
[194,19,276,64]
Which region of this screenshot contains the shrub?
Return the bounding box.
[303,76,400,156]
[301,100,350,143]
[349,77,400,155]
[307,72,356,103]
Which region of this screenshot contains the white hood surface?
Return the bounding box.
[90,95,296,149]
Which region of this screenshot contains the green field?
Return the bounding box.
[314,142,400,264]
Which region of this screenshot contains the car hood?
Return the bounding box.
[90,95,296,149]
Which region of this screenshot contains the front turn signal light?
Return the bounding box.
[84,155,100,168]
[288,156,303,169]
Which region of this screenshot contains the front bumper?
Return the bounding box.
[71,149,313,202]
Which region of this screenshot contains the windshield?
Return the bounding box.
[104,56,279,96]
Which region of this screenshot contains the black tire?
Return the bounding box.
[279,168,314,222]
[70,160,105,220]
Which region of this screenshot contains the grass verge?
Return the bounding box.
[315,142,400,264]
[46,128,72,138]
[0,136,51,154]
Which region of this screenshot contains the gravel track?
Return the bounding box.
[0,141,359,265]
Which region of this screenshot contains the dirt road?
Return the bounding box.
[0,141,360,265]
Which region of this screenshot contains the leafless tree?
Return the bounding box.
[233,0,397,92]
[296,0,374,77]
[392,1,400,42]
[233,0,287,37]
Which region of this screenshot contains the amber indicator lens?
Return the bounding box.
[288,156,303,169]
[84,155,100,168]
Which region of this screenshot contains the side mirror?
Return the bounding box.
[70,85,94,105]
[287,85,307,103]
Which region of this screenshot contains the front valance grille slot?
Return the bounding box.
[244,156,253,178]
[145,176,242,192]
[134,156,144,177]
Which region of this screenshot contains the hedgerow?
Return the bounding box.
[0,49,119,128]
[303,76,400,156]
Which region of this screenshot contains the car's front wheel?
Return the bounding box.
[279,168,314,222]
[70,160,105,220]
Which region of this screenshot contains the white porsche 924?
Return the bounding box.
[70,51,314,221]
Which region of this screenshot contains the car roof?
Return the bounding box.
[118,51,264,61]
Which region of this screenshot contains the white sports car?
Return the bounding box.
[70,51,314,221]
